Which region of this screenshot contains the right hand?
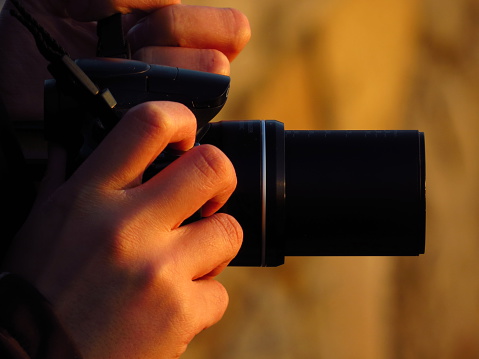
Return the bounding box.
[3,101,243,359]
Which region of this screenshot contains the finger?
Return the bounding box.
[132,47,230,75]
[135,144,237,228]
[191,278,229,331]
[71,101,196,190]
[174,213,243,279]
[127,5,251,61]
[65,0,181,21]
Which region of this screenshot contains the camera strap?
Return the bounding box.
[9,0,119,131]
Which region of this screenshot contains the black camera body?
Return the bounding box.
[44,58,426,267]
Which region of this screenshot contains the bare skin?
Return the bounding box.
[0,1,251,358]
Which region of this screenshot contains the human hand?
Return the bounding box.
[0,0,250,121]
[3,101,243,359]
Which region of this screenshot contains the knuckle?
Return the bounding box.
[128,102,172,139]
[163,290,198,335]
[201,49,230,75]
[225,8,251,51]
[204,281,229,327]
[136,102,173,135]
[211,280,229,311]
[127,101,193,142]
[164,4,181,46]
[191,145,236,189]
[100,214,142,261]
[218,283,230,311]
[172,281,229,334]
[210,213,243,256]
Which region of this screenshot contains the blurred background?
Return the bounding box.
[182,0,479,358]
[2,0,479,358]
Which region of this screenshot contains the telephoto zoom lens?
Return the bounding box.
[201,121,426,267]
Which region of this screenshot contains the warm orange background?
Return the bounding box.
[183,1,479,358]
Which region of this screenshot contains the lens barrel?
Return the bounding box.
[202,120,426,267]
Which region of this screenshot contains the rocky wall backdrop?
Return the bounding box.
[183,1,479,358]
[2,0,478,358]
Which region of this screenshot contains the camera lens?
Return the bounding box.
[284,129,425,257]
[201,121,426,266]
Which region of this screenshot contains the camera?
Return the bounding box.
[44,58,426,267]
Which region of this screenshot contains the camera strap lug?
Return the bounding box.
[96,13,131,59]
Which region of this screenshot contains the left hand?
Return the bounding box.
[0,0,251,122]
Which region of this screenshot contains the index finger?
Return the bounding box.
[70,101,196,190]
[127,5,251,61]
